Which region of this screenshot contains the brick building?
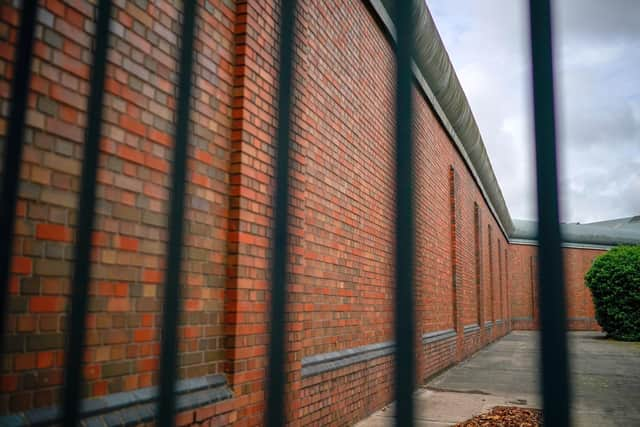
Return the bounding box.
[1,0,639,425]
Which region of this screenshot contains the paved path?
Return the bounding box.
[356,331,640,426]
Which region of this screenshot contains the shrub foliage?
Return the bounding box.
[585,245,640,341]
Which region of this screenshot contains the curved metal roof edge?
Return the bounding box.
[364,0,637,248]
[367,0,514,237]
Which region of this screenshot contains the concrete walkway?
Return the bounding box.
[356,331,640,426]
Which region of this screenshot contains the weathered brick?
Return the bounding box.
[102,361,131,378]
[30,165,51,185]
[18,181,41,201]
[119,115,146,137]
[37,8,54,28]
[111,204,139,221]
[29,296,66,313]
[9,297,29,313]
[42,28,63,49]
[40,187,77,208]
[11,257,32,275]
[14,354,36,371]
[20,278,40,295]
[114,235,139,252]
[36,96,58,116]
[54,139,74,157]
[50,84,83,108]
[26,334,64,351]
[35,223,72,242]
[33,259,70,277]
[45,242,67,259]
[42,152,80,175]
[142,210,166,227]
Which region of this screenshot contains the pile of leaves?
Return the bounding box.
[454,406,542,426]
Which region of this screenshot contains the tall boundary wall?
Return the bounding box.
[1,0,637,426]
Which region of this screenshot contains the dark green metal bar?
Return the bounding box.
[0,0,37,360]
[266,0,298,425]
[62,1,112,425]
[528,1,571,426]
[393,1,416,425]
[157,1,198,426]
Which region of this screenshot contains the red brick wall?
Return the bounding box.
[0,0,603,425]
[299,0,395,358]
[509,243,604,331]
[225,0,278,423]
[563,247,603,330]
[1,0,235,416]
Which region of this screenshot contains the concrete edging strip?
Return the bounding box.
[301,341,395,378]
[422,328,457,344]
[302,328,461,378]
[463,324,480,335]
[0,375,232,427]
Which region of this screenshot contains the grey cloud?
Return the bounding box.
[429,0,640,223]
[554,0,640,43]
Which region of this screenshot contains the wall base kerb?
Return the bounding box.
[422,329,457,344]
[301,341,394,377]
[463,324,480,335]
[0,375,232,427]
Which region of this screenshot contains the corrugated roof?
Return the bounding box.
[511,218,640,247]
[583,216,640,232]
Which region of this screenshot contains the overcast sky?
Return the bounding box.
[428,0,640,223]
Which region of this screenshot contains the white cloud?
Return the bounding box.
[429,0,640,223]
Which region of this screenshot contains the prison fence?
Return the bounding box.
[0,0,569,425]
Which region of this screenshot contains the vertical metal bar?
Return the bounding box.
[393,1,415,425]
[498,239,502,319]
[157,1,198,426]
[488,225,494,321]
[266,1,297,425]
[474,204,481,326]
[530,256,536,320]
[62,1,112,425]
[0,0,37,359]
[528,1,571,425]
[504,248,509,324]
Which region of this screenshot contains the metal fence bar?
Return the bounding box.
[0,0,37,359]
[61,1,112,425]
[0,1,577,426]
[393,1,416,425]
[156,1,198,426]
[528,1,571,426]
[266,1,298,425]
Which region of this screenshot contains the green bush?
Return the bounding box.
[585,245,640,341]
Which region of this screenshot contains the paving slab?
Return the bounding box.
[356,331,640,426]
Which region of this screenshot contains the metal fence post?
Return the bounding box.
[266,1,298,425]
[528,1,571,425]
[393,1,416,425]
[0,0,37,360]
[156,1,198,426]
[61,1,112,425]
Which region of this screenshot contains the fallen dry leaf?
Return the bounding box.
[454,406,542,427]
